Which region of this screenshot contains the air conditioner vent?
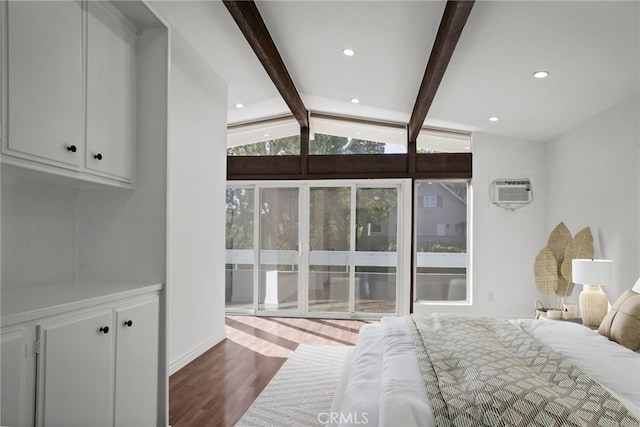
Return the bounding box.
[490,179,532,211]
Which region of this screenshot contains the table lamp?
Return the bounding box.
[572,259,614,326]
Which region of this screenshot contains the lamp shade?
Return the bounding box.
[572,259,614,286]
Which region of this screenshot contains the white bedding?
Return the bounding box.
[333,317,640,426]
[515,319,640,419]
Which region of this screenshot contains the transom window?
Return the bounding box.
[310,114,407,155]
[227,116,300,156]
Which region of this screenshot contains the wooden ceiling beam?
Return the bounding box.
[408,1,475,143]
[223,1,309,128]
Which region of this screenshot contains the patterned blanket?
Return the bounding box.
[407,314,639,427]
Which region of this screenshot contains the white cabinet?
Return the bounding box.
[1,0,137,186]
[1,285,162,427]
[86,1,136,181]
[1,326,36,427]
[36,309,116,426]
[35,296,159,427]
[114,298,159,427]
[5,0,84,167]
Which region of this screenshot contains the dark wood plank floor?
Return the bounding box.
[169,316,373,427]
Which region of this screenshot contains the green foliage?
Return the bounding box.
[345,138,385,154]
[259,188,299,250]
[225,188,254,249]
[310,134,385,155]
[309,187,351,251]
[227,135,300,156]
[355,188,398,251]
[309,133,349,155]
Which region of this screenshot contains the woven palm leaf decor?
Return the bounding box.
[559,227,594,297]
[547,222,572,262]
[534,247,559,309]
[534,223,594,312]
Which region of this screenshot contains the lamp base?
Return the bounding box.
[579,285,608,326]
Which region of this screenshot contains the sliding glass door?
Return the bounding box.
[225,180,409,318]
[308,186,351,313]
[355,187,398,313]
[258,187,300,312]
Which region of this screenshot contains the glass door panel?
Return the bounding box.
[258,187,299,312]
[355,187,398,313]
[308,187,351,312]
[225,187,255,310]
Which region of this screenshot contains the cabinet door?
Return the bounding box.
[86,2,136,181]
[114,297,159,426]
[37,310,115,427]
[2,328,29,426]
[6,0,83,167]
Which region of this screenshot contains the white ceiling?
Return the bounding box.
[154,0,640,142]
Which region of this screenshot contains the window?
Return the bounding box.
[227,116,300,156]
[414,180,469,302]
[421,195,443,208]
[417,128,471,153]
[310,114,406,154]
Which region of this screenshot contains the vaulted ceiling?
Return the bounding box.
[154,0,640,142]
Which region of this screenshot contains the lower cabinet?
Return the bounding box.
[1,292,160,427]
[114,299,160,427]
[37,309,115,426]
[1,326,36,426]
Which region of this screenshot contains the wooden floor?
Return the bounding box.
[168,316,374,427]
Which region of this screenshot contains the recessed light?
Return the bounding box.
[488,116,499,122]
[342,48,355,57]
[533,71,549,79]
[350,98,360,104]
[235,103,245,109]
[263,133,270,137]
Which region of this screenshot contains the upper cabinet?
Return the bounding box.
[86,2,136,181]
[5,1,84,169]
[1,0,137,187]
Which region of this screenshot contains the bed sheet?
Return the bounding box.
[333,316,640,426]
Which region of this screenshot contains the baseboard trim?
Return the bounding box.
[169,331,226,375]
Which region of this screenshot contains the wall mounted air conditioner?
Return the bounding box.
[490,179,532,210]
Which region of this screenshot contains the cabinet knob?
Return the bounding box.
[123,320,133,327]
[99,326,109,334]
[94,153,103,160]
[66,145,77,153]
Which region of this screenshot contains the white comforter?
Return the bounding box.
[331,317,640,426]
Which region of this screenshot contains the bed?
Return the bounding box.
[329,314,640,426]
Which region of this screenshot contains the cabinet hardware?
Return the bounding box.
[123,320,133,327]
[99,326,110,334]
[66,144,77,153]
[94,153,103,160]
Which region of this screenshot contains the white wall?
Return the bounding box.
[1,177,77,289]
[414,133,548,317]
[547,94,640,301]
[166,31,228,374]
